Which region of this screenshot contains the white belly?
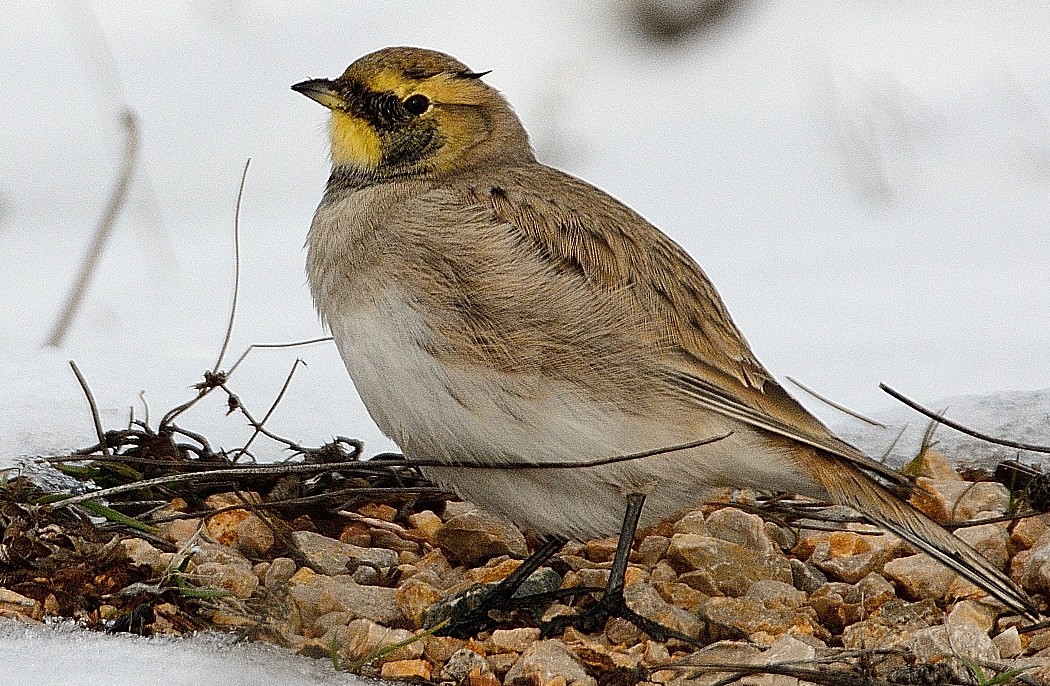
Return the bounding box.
[325,292,816,539]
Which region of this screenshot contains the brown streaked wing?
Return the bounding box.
[477,165,909,488]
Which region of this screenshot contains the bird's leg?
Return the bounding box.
[436,534,567,637]
[540,493,700,646]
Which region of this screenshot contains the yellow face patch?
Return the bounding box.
[329,110,382,170]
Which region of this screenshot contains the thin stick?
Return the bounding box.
[213,159,250,373]
[232,358,303,460]
[53,433,732,508]
[69,360,111,457]
[880,384,1050,454]
[226,337,333,376]
[46,111,139,348]
[786,376,886,427]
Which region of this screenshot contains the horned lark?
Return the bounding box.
[293,47,1038,632]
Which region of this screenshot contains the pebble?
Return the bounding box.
[291,530,398,576]
[503,640,596,686]
[380,659,432,680]
[668,534,792,596]
[39,460,1050,686]
[703,506,775,554]
[432,509,529,566]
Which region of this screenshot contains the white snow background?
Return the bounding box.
[1,1,1050,683]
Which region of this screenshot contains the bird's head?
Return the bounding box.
[293,47,534,181]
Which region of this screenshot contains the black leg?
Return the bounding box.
[436,534,567,637]
[540,493,702,646]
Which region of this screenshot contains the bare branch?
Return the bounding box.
[213,158,250,373]
[69,360,111,457]
[881,383,1050,454]
[46,110,139,348]
[786,376,886,427]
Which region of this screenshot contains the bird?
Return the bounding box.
[292,46,1039,636]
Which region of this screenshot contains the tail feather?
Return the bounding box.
[805,449,1040,621]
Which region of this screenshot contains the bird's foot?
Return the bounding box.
[539,590,703,648]
[429,566,564,638]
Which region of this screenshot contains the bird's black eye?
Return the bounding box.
[403,94,430,116]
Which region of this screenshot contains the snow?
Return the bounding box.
[1,1,1049,682]
[0,620,370,686]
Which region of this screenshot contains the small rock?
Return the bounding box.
[807,582,862,633]
[956,521,1009,568]
[789,558,826,593]
[443,648,489,681]
[744,580,804,610]
[432,510,528,566]
[882,553,956,601]
[331,618,422,663]
[604,617,643,646]
[844,572,897,613]
[814,538,909,584]
[264,557,297,586]
[371,528,420,554]
[948,599,999,634]
[749,635,817,686]
[624,582,704,638]
[915,448,966,481]
[644,640,670,665]
[0,588,38,618]
[503,640,597,686]
[466,665,502,686]
[407,510,443,542]
[490,627,541,653]
[190,543,258,599]
[396,577,445,629]
[486,651,521,677]
[288,574,402,629]
[636,535,670,567]
[415,548,453,579]
[358,502,398,522]
[121,538,172,572]
[1010,513,1050,552]
[841,599,943,674]
[993,626,1023,659]
[380,659,432,681]
[292,530,398,576]
[161,518,201,547]
[910,622,999,683]
[1019,539,1050,595]
[583,537,618,563]
[703,507,775,553]
[700,595,828,646]
[668,534,791,596]
[202,492,274,555]
[671,510,706,535]
[912,478,1009,522]
[658,581,707,612]
[424,635,469,664]
[792,530,873,560]
[339,522,372,547]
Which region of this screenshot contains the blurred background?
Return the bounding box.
[2,1,1049,463]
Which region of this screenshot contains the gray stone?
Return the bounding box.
[264,557,297,586]
[703,507,775,553]
[668,534,791,596]
[292,530,398,577]
[789,558,827,593]
[504,640,596,686]
[882,554,955,601]
[443,648,489,681]
[432,509,528,566]
[288,574,402,629]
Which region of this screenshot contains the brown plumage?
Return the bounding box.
[294,47,1038,620]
